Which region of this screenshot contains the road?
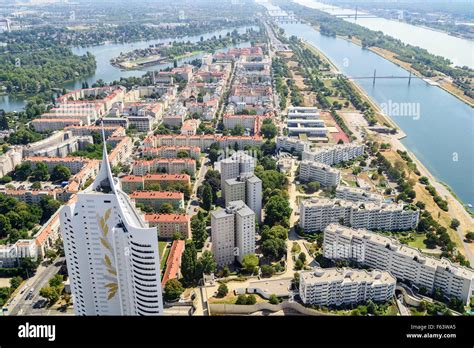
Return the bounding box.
[186,156,209,218]
[7,257,65,316]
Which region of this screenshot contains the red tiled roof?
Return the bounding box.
[144,214,189,223]
[161,240,185,286]
[129,191,183,199]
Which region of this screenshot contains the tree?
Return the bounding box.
[49,274,64,288]
[0,114,9,130]
[39,286,60,306]
[9,276,23,290]
[269,294,279,305]
[236,294,248,305]
[450,219,460,230]
[465,231,474,242]
[295,259,304,270]
[246,294,257,305]
[191,214,208,249]
[261,121,277,139]
[181,242,198,286]
[158,203,174,214]
[31,181,41,189]
[220,266,230,278]
[241,253,259,274]
[50,165,71,182]
[261,225,288,241]
[264,195,292,227]
[19,257,38,278]
[39,197,61,222]
[197,250,216,275]
[260,264,275,277]
[164,279,184,302]
[14,163,32,181]
[298,252,306,264]
[30,162,49,182]
[0,215,11,238]
[261,238,286,260]
[200,183,213,211]
[306,181,320,193]
[231,124,245,136]
[217,283,228,298]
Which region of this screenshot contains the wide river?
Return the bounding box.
[295,0,474,69]
[0,26,254,112]
[280,22,474,209]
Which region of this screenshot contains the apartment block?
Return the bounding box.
[219,151,256,193]
[299,197,419,233]
[129,191,184,211]
[211,200,256,266]
[32,118,83,132]
[323,224,474,304]
[335,186,383,204]
[120,174,190,194]
[276,136,311,154]
[302,143,365,166]
[299,160,341,187]
[142,146,201,160]
[60,140,163,315]
[223,173,262,223]
[144,214,191,239]
[299,268,396,306]
[132,158,196,176]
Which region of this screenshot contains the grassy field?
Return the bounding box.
[407,233,428,250]
[159,241,170,270]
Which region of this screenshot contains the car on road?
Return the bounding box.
[33,299,47,309]
[25,288,35,301]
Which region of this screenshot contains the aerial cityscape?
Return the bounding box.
[0,0,472,345]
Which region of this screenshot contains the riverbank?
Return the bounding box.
[299,36,474,264]
[337,34,474,108]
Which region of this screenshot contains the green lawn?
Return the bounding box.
[159,241,170,270]
[407,234,428,249]
[159,241,167,256]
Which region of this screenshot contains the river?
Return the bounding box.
[295,0,474,69]
[0,26,255,112]
[280,22,474,209]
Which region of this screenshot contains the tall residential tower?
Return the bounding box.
[60,131,164,315]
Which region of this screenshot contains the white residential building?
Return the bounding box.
[299,160,341,187]
[211,200,256,266]
[299,197,419,233]
[0,240,37,268]
[335,186,383,204]
[223,173,262,223]
[276,136,311,154]
[302,143,365,166]
[323,224,474,305]
[219,151,256,193]
[60,134,163,316]
[299,268,396,306]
